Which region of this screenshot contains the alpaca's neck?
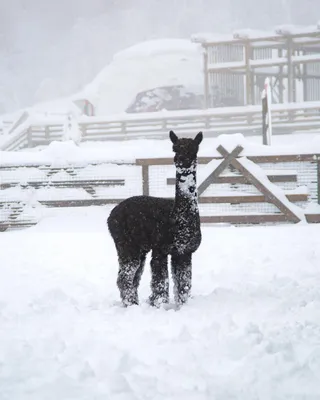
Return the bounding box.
[174,162,199,213]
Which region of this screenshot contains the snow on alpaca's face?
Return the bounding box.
[176,163,199,210]
[172,139,199,170]
[172,162,201,254]
[171,134,201,209]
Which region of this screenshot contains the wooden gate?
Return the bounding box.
[137,149,319,225]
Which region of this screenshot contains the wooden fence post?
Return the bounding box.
[27,127,33,148]
[79,124,86,141]
[121,121,126,138]
[317,157,320,204]
[45,126,50,142]
[142,164,149,196]
[261,78,272,146]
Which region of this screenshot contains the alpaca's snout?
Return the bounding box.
[175,155,192,168]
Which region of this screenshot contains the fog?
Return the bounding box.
[0,0,318,114]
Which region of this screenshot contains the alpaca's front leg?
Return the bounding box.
[117,257,140,306]
[171,253,192,305]
[149,252,169,307]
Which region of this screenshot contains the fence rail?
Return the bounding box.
[1,102,320,151]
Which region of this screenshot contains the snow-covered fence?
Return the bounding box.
[2,101,320,151]
[0,160,140,231]
[2,122,65,151]
[137,151,319,225]
[1,149,320,230]
[75,102,320,142]
[195,25,320,107]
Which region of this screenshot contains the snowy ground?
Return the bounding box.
[1,207,320,399]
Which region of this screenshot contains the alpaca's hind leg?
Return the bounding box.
[117,251,141,306]
[171,253,192,305]
[149,251,169,307]
[133,251,147,290]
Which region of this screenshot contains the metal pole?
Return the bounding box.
[203,46,209,109]
[261,77,272,146]
[287,37,293,103]
[244,42,252,105]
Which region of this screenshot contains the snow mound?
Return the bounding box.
[83,38,203,116]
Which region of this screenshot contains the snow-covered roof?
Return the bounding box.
[193,23,320,45]
[191,32,234,44]
[113,39,201,62]
[233,29,278,40]
[274,24,320,36]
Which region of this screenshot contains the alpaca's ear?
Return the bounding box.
[169,130,178,144]
[194,131,203,145]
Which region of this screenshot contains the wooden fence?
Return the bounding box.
[1,101,320,151]
[1,147,320,231]
[195,25,320,106]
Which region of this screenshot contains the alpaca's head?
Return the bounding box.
[169,130,203,169]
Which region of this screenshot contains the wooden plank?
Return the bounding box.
[0,220,37,231]
[38,199,122,207]
[318,159,320,205]
[198,193,308,204]
[0,162,135,170]
[136,158,173,166]
[0,179,125,190]
[85,193,308,204]
[305,214,320,223]
[136,154,319,167]
[217,145,302,223]
[1,200,122,208]
[197,146,244,196]
[259,174,297,183]
[200,214,289,224]
[249,154,318,163]
[2,130,28,152]
[167,174,297,185]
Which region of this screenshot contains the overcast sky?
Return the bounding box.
[0,0,318,114]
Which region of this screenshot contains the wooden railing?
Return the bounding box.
[2,123,65,151]
[80,101,320,141]
[1,101,320,151]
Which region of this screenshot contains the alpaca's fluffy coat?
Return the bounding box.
[107,131,203,306]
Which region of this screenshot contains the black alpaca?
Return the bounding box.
[107,130,203,307]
